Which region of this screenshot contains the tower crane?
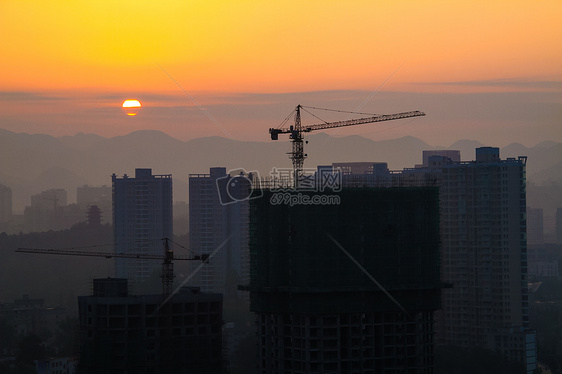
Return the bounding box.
[16,238,208,297]
[269,105,425,184]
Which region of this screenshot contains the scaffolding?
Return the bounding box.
[246,187,442,314]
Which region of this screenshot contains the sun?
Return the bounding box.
[122,99,142,116]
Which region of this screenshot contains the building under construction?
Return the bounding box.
[243,187,442,373]
[78,278,223,374]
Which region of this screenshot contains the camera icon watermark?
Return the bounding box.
[216,168,263,205]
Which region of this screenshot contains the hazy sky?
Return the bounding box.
[1,1,560,147]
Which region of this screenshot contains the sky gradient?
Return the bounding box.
[1,0,561,146]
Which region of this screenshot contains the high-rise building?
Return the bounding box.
[243,187,442,373]
[327,147,536,373]
[112,169,173,284]
[24,188,68,232]
[78,278,222,373]
[437,148,533,363]
[526,207,544,245]
[189,167,250,294]
[401,147,536,373]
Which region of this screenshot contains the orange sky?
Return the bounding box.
[0,0,561,145]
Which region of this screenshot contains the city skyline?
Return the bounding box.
[0,1,561,147]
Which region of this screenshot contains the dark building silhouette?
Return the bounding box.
[243,187,442,373]
[112,169,173,285]
[78,278,222,374]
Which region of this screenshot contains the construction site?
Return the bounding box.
[243,187,442,373]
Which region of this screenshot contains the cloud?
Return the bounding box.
[416,79,562,91]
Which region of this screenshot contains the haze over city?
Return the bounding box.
[1,1,562,373]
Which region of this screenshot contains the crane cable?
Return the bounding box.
[276,108,296,130]
[301,105,379,117]
[167,238,201,257]
[20,238,203,257]
[300,106,329,125]
[278,105,381,130]
[21,238,163,252]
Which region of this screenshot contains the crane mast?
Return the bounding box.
[270,105,425,185]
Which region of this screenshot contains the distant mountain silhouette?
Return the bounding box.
[0,129,560,212]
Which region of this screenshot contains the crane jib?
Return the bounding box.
[270,110,425,136]
[304,111,425,132]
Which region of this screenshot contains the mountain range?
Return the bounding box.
[0,128,560,213]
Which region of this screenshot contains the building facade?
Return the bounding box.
[189,167,250,294]
[244,187,442,373]
[324,147,536,373]
[436,148,532,366]
[78,278,222,374]
[112,169,173,285]
[400,147,535,373]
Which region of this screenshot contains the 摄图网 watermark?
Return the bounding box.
[215,167,342,206]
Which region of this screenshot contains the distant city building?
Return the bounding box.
[331,162,392,187]
[0,183,12,223]
[78,278,222,373]
[24,188,68,232]
[112,169,173,285]
[77,185,112,224]
[527,245,559,279]
[556,208,562,245]
[0,294,68,340]
[243,187,442,373]
[173,201,189,236]
[527,207,544,245]
[421,150,460,167]
[189,167,250,294]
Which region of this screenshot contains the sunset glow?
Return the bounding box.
[0,0,560,145]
